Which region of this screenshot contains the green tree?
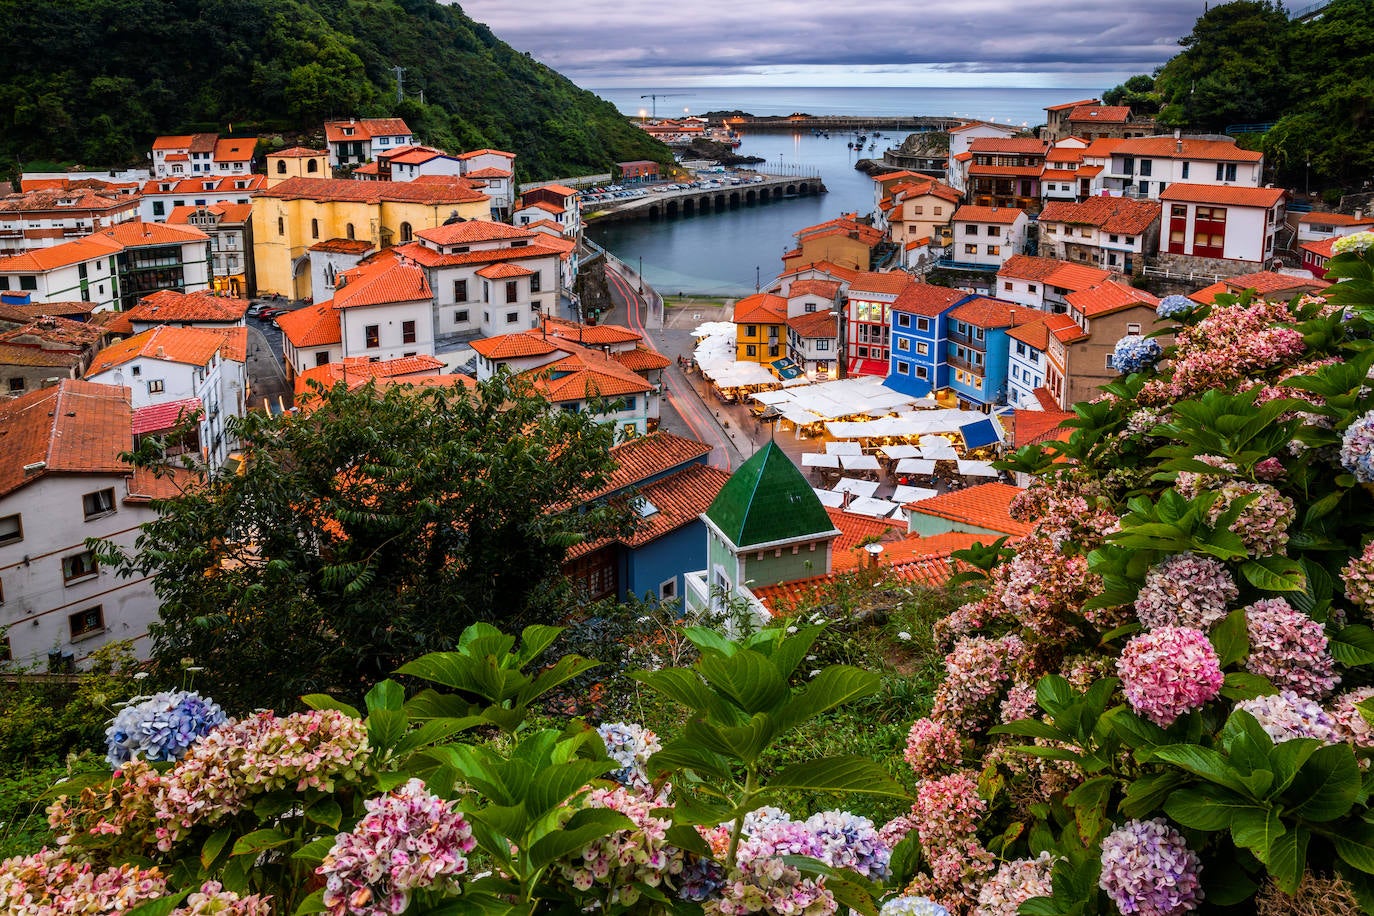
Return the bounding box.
[107,376,632,712]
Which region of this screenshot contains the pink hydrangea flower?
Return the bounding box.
[912,772,985,852]
[1117,627,1223,726]
[903,718,965,779]
[1328,686,1374,745]
[1134,553,1237,631]
[1244,598,1338,699]
[975,852,1056,916]
[0,849,168,916]
[556,786,684,904]
[1235,692,1339,743]
[1342,540,1374,615]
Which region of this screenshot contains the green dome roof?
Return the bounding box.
[704,441,837,549]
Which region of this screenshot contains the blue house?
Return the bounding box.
[885,284,973,398]
[945,296,1031,410]
[561,432,729,606]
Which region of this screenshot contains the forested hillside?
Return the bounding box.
[0,0,670,180]
[1104,0,1374,188]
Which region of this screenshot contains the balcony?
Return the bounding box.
[947,326,986,348]
[946,351,985,374]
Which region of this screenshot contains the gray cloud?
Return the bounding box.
[452,0,1198,82]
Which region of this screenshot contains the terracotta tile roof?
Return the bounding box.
[778,261,861,285]
[417,220,534,245]
[795,214,883,247]
[1158,183,1285,208]
[131,397,201,435]
[1013,407,1075,448]
[1045,98,1101,112]
[476,262,534,279]
[257,176,486,205]
[152,135,195,150]
[0,188,137,215]
[889,283,967,317]
[101,220,210,247]
[1045,312,1088,343]
[324,119,411,143]
[905,237,932,250]
[889,178,963,206]
[126,290,249,324]
[906,482,1032,536]
[0,341,83,367]
[1077,165,1104,178]
[1007,318,1049,349]
[384,145,451,165]
[1067,105,1131,123]
[1188,271,1331,304]
[583,431,712,501]
[1034,387,1061,411]
[1301,238,1337,259]
[786,311,838,338]
[967,138,1049,155]
[124,465,201,504]
[333,257,432,309]
[998,255,1113,290]
[1045,147,1085,164]
[788,279,842,300]
[1299,212,1374,227]
[534,183,578,197]
[523,345,653,401]
[469,332,562,359]
[352,162,381,176]
[277,303,342,348]
[462,167,512,179]
[1081,138,1126,158]
[1067,280,1160,318]
[1114,136,1263,162]
[0,234,122,272]
[847,271,913,297]
[394,241,563,270]
[543,317,642,346]
[953,152,973,163]
[0,301,91,323]
[88,310,134,336]
[753,548,969,614]
[612,346,671,372]
[733,293,789,324]
[1038,196,1161,235]
[1040,168,1082,182]
[456,149,515,160]
[519,200,565,215]
[828,506,988,573]
[86,325,244,375]
[272,146,327,158]
[0,379,132,498]
[953,205,1026,225]
[141,175,266,196]
[213,138,255,162]
[949,296,1036,329]
[294,354,443,396]
[522,219,567,234]
[968,164,1044,178]
[873,169,925,184]
[566,462,729,560]
[309,238,375,255]
[0,315,102,349]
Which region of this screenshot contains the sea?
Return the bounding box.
[585,86,1086,297]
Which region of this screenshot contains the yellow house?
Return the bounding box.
[265,148,330,187]
[732,293,789,365]
[250,176,490,298]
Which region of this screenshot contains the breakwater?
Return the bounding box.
[721,115,962,133]
[583,174,826,225]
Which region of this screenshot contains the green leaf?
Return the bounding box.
[123,891,193,916]
[1220,671,1277,702]
[698,649,790,715]
[1240,556,1306,592]
[1164,787,1258,831]
[1267,827,1309,894]
[766,756,908,797]
[988,718,1071,741]
[1209,609,1250,668]
[526,808,633,869]
[1120,771,1187,819]
[292,835,338,866]
[1064,775,1113,844]
[365,678,405,712]
[1285,743,1360,822]
[300,695,361,717]
[1016,899,1062,916]
[367,708,409,755]
[1035,675,1074,718]
[630,668,720,715]
[292,889,328,916]
[230,828,294,856]
[1330,625,1374,667]
[772,666,881,735]
[646,743,734,781]
[306,797,344,831]
[1230,806,1285,859]
[1151,745,1248,794]
[1337,822,1374,875]
[201,827,232,870]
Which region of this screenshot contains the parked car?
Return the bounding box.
[257,307,286,322]
[246,303,271,318]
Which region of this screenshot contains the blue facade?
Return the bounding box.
[620,519,710,605]
[886,296,971,397]
[946,305,1017,408]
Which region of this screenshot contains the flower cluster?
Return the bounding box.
[903,717,965,779]
[804,810,890,879]
[1234,692,1339,743]
[1333,230,1374,255]
[1147,299,1306,402]
[1112,335,1164,374]
[931,634,1025,731]
[1098,818,1204,916]
[907,839,996,914]
[172,882,272,916]
[596,721,662,793]
[1133,553,1238,631]
[975,852,1056,916]
[1342,540,1374,614]
[1328,686,1374,745]
[880,897,949,916]
[319,778,475,916]
[104,690,226,767]
[1117,627,1223,726]
[1207,481,1295,556]
[1157,294,1195,318]
[0,849,167,915]
[912,772,985,851]
[1244,598,1338,698]
[557,786,684,904]
[1341,409,1374,483]
[708,856,837,916]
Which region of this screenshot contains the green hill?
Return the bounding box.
[0,0,670,181]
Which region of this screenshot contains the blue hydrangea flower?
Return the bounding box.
[677,857,726,901]
[105,690,226,768]
[1157,294,1194,318]
[1341,410,1374,483]
[880,896,949,916]
[1111,335,1163,374]
[804,809,891,879]
[595,721,661,790]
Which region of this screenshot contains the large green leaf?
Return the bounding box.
[1230,806,1285,860]
[1267,826,1309,894]
[366,708,409,755]
[524,759,615,818]
[1284,743,1360,822]
[766,756,907,797]
[771,666,881,735]
[124,891,193,916]
[300,694,361,718]
[631,668,721,716]
[1151,745,1248,794]
[1336,822,1374,874]
[526,808,633,869]
[1164,786,1258,832]
[1120,771,1187,819]
[1209,610,1250,668]
[698,649,790,715]
[1240,556,1306,592]
[645,742,734,781]
[1330,625,1374,667]
[230,828,294,857]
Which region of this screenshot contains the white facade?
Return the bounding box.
[946,123,1018,190]
[0,475,161,667]
[139,176,262,222]
[340,299,435,362]
[1103,148,1263,201]
[1163,199,1283,264]
[309,247,373,305]
[1007,337,1047,409]
[952,214,1028,268]
[0,252,120,311]
[412,253,562,343]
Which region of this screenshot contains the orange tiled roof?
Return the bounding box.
[968,164,1044,178]
[384,145,450,165]
[1114,136,1263,162]
[967,138,1049,155]
[88,310,134,336]
[733,293,789,324]
[272,146,327,158]
[152,135,195,150]
[277,304,341,348]
[393,241,563,270]
[524,346,653,401]
[566,462,729,560]
[0,234,122,272]
[324,118,411,143]
[0,379,132,498]
[543,317,641,346]
[86,325,243,375]
[213,138,255,162]
[786,311,837,338]
[1187,271,1331,305]
[309,238,374,255]
[0,188,137,215]
[889,178,963,206]
[534,183,578,197]
[788,279,842,300]
[1067,105,1131,123]
[753,549,969,614]
[873,169,925,184]
[417,220,534,245]
[1066,280,1160,318]
[906,481,1032,536]
[1158,183,1285,208]
[1044,312,1087,344]
[353,161,382,176]
[1038,196,1161,235]
[1040,169,1082,182]
[257,176,486,205]
[1299,212,1374,227]
[1045,147,1085,164]
[476,262,534,279]
[462,167,512,180]
[1301,238,1337,259]
[847,270,913,297]
[579,431,713,503]
[953,205,1026,225]
[778,260,861,285]
[0,341,83,367]
[889,283,966,317]
[1007,318,1049,349]
[333,256,432,309]
[126,290,249,324]
[949,296,1034,329]
[1013,407,1075,448]
[1045,98,1101,112]
[612,346,671,372]
[294,354,443,396]
[999,255,1113,291]
[132,397,202,436]
[456,149,516,160]
[124,465,201,504]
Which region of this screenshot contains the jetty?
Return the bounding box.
[583,172,826,224]
[719,115,964,133]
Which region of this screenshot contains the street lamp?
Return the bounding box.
[638,255,643,294]
[828,308,847,380]
[755,265,760,293]
[639,108,647,124]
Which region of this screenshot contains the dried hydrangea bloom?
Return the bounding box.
[1134,553,1238,631]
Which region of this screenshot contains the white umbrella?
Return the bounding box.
[957,460,999,477]
[893,485,940,505]
[895,458,937,475]
[812,488,845,508]
[833,478,880,497]
[840,454,880,471]
[847,497,901,518]
[826,441,863,456]
[802,453,840,468]
[881,445,921,459]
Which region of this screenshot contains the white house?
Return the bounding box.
[151,134,255,179]
[84,325,248,469]
[785,310,839,378]
[516,184,581,238]
[124,288,249,332]
[308,238,376,307]
[0,221,212,313]
[1102,136,1264,201]
[996,255,1113,314]
[1297,211,1374,243]
[0,187,141,257]
[458,150,518,221]
[137,174,264,223]
[946,121,1019,192]
[324,118,414,168]
[0,381,185,668]
[950,205,1028,269]
[1159,184,1286,267]
[332,257,435,363]
[1037,196,1162,275]
[357,146,465,183]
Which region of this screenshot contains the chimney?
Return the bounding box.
[157,346,166,358]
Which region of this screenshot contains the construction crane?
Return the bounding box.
[639,93,690,120]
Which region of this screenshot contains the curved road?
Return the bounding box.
[604,266,742,470]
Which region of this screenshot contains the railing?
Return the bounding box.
[946,351,985,373]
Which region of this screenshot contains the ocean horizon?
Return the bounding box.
[590,85,1099,129]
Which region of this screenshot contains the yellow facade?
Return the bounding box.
[265,150,331,188]
[250,188,489,298]
[734,320,787,364]
[793,235,872,272]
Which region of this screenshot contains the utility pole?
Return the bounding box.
[391,65,406,104]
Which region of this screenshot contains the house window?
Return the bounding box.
[964,244,977,255]
[1181,162,1190,179]
[346,223,355,240]
[659,578,677,601]
[934,207,943,216]
[307,159,319,173]
[768,344,780,357]
[916,342,929,356]
[1003,282,1013,291]
[0,513,21,546]
[365,325,380,348]
[745,324,757,337]
[986,226,998,236]
[454,280,468,302]
[916,317,930,332]
[454,309,469,323]
[314,351,330,367]
[914,206,924,215]
[1016,342,1027,356]
[277,216,285,236]
[745,344,757,357]
[965,225,977,235]
[804,303,816,312]
[152,201,165,217]
[1107,353,1116,368]
[277,160,288,174]
[897,360,911,375]
[82,488,115,520]
[986,245,1000,255]
[148,380,164,394]
[62,550,99,583]
[1028,284,1038,293]
[895,314,910,328]
[1140,160,1152,177]
[400,222,413,243]
[311,219,319,240]
[402,320,416,344]
[7,378,22,393]
[817,339,830,351]
[1216,163,1238,182]
[916,365,929,379]
[69,605,104,640]
[504,281,518,303]
[506,311,519,324]
[530,272,541,293]
[897,338,910,352]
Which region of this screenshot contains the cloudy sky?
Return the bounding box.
[455,0,1202,89]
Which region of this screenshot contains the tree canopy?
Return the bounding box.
[0,0,671,181]
[108,376,632,712]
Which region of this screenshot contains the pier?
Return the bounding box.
[720,115,964,133]
[582,173,826,224]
